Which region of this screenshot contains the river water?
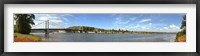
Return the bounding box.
[31,33,177,42]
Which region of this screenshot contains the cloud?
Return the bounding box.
[113,17,130,25]
[119,23,181,32]
[111,14,182,32]
[113,15,139,27]
[169,24,180,30]
[39,17,48,20]
[141,26,149,30]
[157,24,180,32]
[49,19,63,23]
[163,27,168,30]
[169,24,175,27]
[138,19,151,23]
[32,14,73,29]
[148,23,152,25]
[155,24,180,32]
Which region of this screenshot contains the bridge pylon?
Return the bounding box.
[45,20,49,39]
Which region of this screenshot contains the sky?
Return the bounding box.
[32,14,185,32]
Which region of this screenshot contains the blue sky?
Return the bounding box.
[33,14,185,32]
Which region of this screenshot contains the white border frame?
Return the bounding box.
[4,4,196,52]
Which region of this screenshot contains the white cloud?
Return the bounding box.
[157,24,181,32]
[169,24,176,28]
[148,23,152,25]
[113,15,138,27]
[159,28,163,30]
[169,24,179,29]
[39,17,48,20]
[141,26,150,30]
[121,23,181,32]
[114,20,130,25]
[49,19,63,23]
[111,14,181,32]
[163,27,168,30]
[141,27,146,29]
[139,19,151,23]
[33,14,73,29]
[114,18,130,25]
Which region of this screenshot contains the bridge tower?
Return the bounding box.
[45,20,49,39]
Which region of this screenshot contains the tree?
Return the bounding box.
[118,29,121,31]
[175,15,186,42]
[180,15,186,29]
[180,15,186,34]
[14,14,35,34]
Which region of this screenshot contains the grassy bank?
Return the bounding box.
[175,29,186,42]
[176,35,186,42]
[14,33,42,42]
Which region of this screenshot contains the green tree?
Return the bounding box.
[180,15,186,29]
[175,15,186,42]
[118,29,121,31]
[180,15,186,34]
[14,14,35,34]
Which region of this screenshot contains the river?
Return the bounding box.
[31,33,177,42]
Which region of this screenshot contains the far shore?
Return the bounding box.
[30,32,177,34]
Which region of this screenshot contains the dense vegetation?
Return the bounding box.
[14,14,42,42]
[14,14,35,34]
[68,26,176,34]
[175,15,186,42]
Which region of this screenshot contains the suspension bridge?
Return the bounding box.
[31,20,68,31]
[31,20,83,39]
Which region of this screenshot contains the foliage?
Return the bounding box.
[82,26,95,31]
[175,15,186,42]
[14,14,35,34]
[68,26,175,34]
[180,15,186,29]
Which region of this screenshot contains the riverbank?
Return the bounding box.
[175,29,186,42]
[14,33,42,42]
[176,35,186,42]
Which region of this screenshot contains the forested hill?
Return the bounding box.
[67,26,177,34]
